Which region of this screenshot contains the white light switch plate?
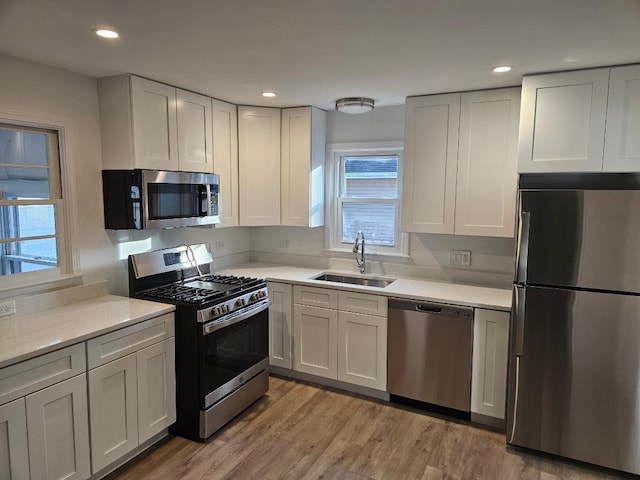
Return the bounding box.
[449,250,471,266]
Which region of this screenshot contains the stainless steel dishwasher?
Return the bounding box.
[387,298,473,412]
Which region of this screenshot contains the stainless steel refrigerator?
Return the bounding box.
[507,173,640,475]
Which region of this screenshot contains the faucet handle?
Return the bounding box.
[352,236,359,253]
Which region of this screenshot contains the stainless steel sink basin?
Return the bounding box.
[312,273,395,288]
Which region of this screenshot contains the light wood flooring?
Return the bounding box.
[110,376,631,480]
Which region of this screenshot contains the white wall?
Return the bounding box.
[250,107,515,287]
[0,54,250,295]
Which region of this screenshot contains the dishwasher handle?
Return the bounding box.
[416,304,442,313]
[389,298,473,319]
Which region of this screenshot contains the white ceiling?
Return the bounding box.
[1,0,639,110]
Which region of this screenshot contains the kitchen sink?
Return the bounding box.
[312,273,395,288]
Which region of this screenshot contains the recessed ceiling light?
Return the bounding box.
[492,65,512,73]
[94,29,119,39]
[262,92,276,98]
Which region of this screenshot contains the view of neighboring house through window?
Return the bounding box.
[0,123,63,276]
[329,143,407,255]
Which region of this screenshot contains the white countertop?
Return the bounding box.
[0,295,175,369]
[220,263,512,312]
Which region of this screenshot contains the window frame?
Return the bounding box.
[325,141,408,257]
[0,118,74,290]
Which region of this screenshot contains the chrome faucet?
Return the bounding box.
[353,231,366,274]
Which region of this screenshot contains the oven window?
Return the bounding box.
[200,308,268,403]
[147,183,203,219]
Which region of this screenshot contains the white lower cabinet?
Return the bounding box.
[267,282,293,369]
[0,398,29,480]
[471,309,509,422]
[337,311,387,390]
[26,374,91,480]
[88,318,175,475]
[136,339,176,443]
[292,285,387,391]
[293,304,338,379]
[88,354,139,472]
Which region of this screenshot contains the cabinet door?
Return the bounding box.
[603,64,640,172]
[238,106,281,226]
[130,76,179,170]
[26,374,90,480]
[471,309,509,421]
[267,282,293,369]
[518,69,610,173]
[337,312,387,390]
[455,88,520,237]
[402,94,460,233]
[137,338,176,443]
[281,106,326,227]
[88,354,138,473]
[212,99,239,227]
[0,398,29,480]
[293,305,338,379]
[176,89,213,173]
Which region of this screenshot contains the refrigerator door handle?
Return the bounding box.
[515,211,531,284]
[514,285,526,356]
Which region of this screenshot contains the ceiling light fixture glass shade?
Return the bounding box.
[335,97,375,114]
[94,28,119,39]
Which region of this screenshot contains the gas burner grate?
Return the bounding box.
[142,284,224,304]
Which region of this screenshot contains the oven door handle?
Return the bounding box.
[202,299,272,335]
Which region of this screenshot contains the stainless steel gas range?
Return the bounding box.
[128,244,270,441]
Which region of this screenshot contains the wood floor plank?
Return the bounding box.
[109,376,624,480]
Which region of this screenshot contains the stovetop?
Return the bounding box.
[138,274,265,307]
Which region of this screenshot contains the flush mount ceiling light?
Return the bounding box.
[262,92,276,97]
[94,28,119,39]
[335,97,375,114]
[492,65,512,73]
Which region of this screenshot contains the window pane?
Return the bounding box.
[343,156,398,199]
[0,205,56,239]
[1,238,58,275]
[0,129,48,165]
[0,167,51,199]
[342,203,396,246]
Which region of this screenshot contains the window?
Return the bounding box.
[0,123,65,277]
[327,142,407,256]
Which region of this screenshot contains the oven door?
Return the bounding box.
[142,170,219,229]
[199,300,270,409]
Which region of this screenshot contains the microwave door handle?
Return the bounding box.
[201,185,211,216]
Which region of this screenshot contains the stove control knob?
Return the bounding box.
[249,293,258,302]
[222,304,230,313]
[212,306,221,316]
[235,298,245,308]
[259,290,266,298]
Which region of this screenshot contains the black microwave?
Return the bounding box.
[102,169,220,230]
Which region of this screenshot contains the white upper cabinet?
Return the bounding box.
[176,89,213,172]
[98,75,213,173]
[518,68,610,173]
[402,94,460,234]
[455,88,520,237]
[603,64,640,172]
[281,106,326,227]
[238,106,281,226]
[403,88,520,237]
[212,99,239,227]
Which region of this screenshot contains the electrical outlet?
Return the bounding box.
[0,300,16,317]
[215,241,224,250]
[280,240,289,248]
[449,249,471,266]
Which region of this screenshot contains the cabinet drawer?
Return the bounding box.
[293,285,338,309]
[87,313,175,369]
[338,291,387,317]
[0,343,86,406]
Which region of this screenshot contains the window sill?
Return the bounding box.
[0,271,85,300]
[324,247,410,260]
